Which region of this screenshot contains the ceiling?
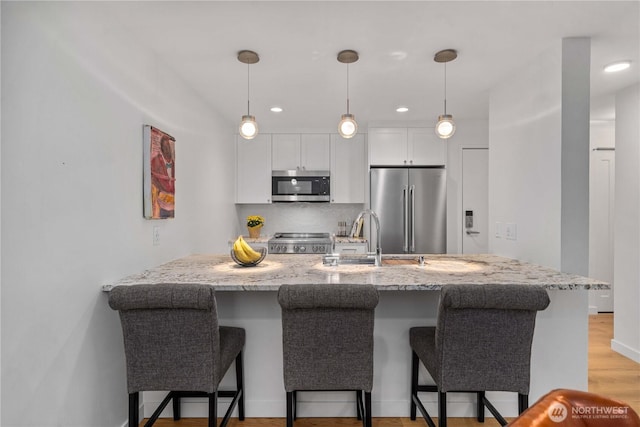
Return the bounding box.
[88,1,639,132]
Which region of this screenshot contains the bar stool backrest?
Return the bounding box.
[108,283,221,394]
[278,284,379,392]
[434,284,550,393]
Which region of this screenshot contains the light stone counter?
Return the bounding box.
[104,253,606,420]
[103,253,607,291]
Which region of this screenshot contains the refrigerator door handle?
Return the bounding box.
[403,185,409,252]
[410,184,415,252]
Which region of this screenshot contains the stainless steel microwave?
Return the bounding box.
[271,170,330,202]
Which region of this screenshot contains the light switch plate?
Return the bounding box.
[505,223,517,240]
[153,226,160,246]
[495,222,503,238]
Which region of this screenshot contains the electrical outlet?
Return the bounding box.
[505,223,517,240]
[153,226,160,246]
[495,222,503,238]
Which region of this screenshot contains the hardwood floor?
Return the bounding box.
[588,313,640,414]
[147,314,639,427]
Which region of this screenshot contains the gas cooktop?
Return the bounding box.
[268,232,332,254]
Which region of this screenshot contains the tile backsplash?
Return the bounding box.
[235,203,365,238]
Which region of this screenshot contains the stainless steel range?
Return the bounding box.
[268,232,333,254]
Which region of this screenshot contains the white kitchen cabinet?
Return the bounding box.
[407,128,446,166]
[369,127,446,166]
[331,133,366,203]
[272,133,330,171]
[301,134,331,171]
[236,134,272,203]
[271,134,300,170]
[368,128,408,165]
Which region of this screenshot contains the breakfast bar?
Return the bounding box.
[104,253,608,420]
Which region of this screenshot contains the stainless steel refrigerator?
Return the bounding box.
[370,167,446,254]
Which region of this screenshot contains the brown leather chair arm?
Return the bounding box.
[508,389,640,427]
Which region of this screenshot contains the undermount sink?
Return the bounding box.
[381,257,421,266]
[322,254,378,266]
[322,254,424,267]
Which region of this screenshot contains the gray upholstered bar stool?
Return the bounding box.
[108,283,245,427]
[278,284,379,427]
[409,284,550,427]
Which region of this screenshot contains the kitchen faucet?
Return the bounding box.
[353,209,382,267]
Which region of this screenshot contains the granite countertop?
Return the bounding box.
[228,236,367,244]
[102,253,608,292]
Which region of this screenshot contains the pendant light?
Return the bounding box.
[337,50,359,139]
[434,49,457,139]
[238,50,259,140]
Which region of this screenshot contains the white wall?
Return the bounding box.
[612,83,640,362]
[1,3,235,426]
[487,38,592,391]
[488,38,590,275]
[488,42,563,267]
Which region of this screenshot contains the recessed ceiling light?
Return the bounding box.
[396,107,409,113]
[604,61,631,73]
[270,106,283,113]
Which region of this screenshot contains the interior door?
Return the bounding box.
[462,148,489,254]
[589,148,615,312]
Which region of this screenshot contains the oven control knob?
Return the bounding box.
[295,245,305,253]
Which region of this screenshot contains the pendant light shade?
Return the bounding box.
[337,50,359,139]
[239,115,258,139]
[434,49,457,139]
[238,50,259,140]
[435,114,455,139]
[338,114,358,138]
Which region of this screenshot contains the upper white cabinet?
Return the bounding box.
[331,133,365,203]
[301,134,331,171]
[368,127,446,166]
[272,133,331,171]
[368,128,408,165]
[408,128,446,165]
[236,134,272,204]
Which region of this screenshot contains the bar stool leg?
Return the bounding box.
[235,351,245,420]
[410,351,419,420]
[477,391,485,422]
[129,392,139,427]
[364,391,372,427]
[438,391,447,427]
[286,391,294,427]
[208,392,217,427]
[518,393,528,414]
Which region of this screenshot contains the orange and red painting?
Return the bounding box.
[143,125,175,219]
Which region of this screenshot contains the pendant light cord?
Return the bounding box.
[247,63,251,116]
[443,62,447,115]
[346,63,350,114]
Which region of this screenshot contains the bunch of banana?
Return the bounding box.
[232,235,263,264]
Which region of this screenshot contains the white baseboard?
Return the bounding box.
[588,305,598,315]
[119,401,143,427]
[611,338,640,363]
